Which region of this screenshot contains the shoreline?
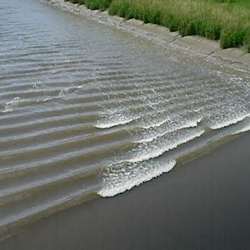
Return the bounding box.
[0,1,249,247]
[62,0,250,51]
[1,131,250,250]
[46,0,250,73]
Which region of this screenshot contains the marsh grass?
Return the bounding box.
[65,0,250,51]
[65,0,111,10]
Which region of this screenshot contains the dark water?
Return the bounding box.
[0,0,249,239]
[1,132,250,250]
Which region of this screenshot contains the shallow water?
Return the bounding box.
[0,0,249,238]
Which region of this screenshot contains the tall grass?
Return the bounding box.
[65,0,111,10]
[65,0,250,51]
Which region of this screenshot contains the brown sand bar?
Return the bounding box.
[1,131,250,250]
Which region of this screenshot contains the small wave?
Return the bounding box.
[98,159,176,197]
[2,97,21,113]
[128,128,204,162]
[98,124,204,197]
[140,117,169,129]
[135,117,202,143]
[96,109,139,129]
[95,117,135,129]
[235,124,250,134]
[209,113,249,130]
[232,117,250,134]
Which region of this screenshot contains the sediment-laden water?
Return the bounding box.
[0,0,249,238]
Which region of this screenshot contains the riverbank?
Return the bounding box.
[1,131,250,250]
[48,0,250,73]
[0,0,249,246]
[64,0,250,51]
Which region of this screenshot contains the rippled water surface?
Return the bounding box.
[0,0,249,238]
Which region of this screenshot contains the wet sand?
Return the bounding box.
[1,132,250,250]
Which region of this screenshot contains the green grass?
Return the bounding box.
[65,0,250,52]
[210,0,250,9]
[65,0,111,10]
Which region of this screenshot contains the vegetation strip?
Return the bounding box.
[65,0,250,52]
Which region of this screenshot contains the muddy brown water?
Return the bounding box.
[0,0,249,239]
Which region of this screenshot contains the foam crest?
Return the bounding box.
[135,116,202,143]
[140,117,169,129]
[98,159,176,197]
[129,127,204,162]
[96,116,136,129]
[209,113,249,130]
[2,97,21,113]
[96,108,139,129]
[235,124,250,134]
[232,117,250,134]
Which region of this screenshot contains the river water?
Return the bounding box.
[0,0,249,238]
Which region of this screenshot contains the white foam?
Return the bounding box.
[96,108,139,129]
[98,159,176,197]
[235,125,250,134]
[2,97,21,113]
[129,128,204,162]
[232,118,250,135]
[135,117,202,143]
[210,113,250,130]
[95,117,135,129]
[141,117,169,129]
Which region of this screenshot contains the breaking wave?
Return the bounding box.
[0,0,249,238]
[98,159,176,197]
